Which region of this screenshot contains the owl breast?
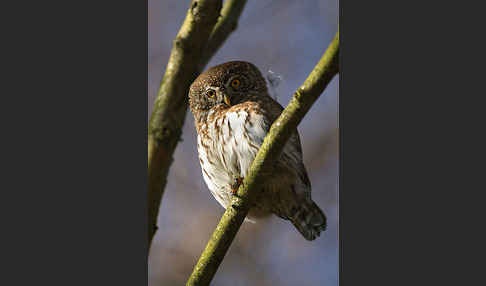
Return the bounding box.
[197,103,269,209]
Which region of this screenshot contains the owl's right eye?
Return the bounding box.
[207,90,216,98]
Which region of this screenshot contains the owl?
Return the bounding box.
[188,61,326,240]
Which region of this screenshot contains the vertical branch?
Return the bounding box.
[186,32,339,286]
[148,0,222,249]
[148,0,248,250]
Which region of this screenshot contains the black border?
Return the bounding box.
[17,1,150,284]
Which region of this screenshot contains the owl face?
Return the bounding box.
[189,61,268,117]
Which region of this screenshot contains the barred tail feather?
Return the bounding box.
[290,199,327,241]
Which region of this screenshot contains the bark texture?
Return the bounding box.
[148,0,247,249]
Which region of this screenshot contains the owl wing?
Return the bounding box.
[262,97,312,197]
[261,98,326,240]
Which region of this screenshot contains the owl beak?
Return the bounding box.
[223,94,231,106]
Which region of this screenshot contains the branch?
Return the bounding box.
[199,0,248,70]
[185,31,339,286]
[148,0,247,250]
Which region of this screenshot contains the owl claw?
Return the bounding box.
[231,176,244,195]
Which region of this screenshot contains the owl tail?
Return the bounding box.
[290,199,327,241]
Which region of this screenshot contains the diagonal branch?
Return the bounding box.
[148,0,248,250]
[199,0,248,70]
[186,31,339,286]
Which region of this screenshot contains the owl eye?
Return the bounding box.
[207,90,216,98]
[231,79,241,89]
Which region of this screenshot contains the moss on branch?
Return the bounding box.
[148,0,248,250]
[185,31,340,286]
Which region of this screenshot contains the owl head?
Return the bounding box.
[189,61,268,117]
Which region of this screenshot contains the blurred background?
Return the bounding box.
[148,0,339,285]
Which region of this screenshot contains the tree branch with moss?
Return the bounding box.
[185,31,340,286]
[148,0,248,250]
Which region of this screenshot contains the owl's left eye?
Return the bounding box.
[231,79,241,89]
[207,90,216,98]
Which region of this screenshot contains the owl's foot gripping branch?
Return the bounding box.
[231,176,244,195]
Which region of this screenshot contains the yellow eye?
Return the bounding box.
[231,79,241,89]
[207,90,216,98]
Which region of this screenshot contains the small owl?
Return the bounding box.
[188,61,326,240]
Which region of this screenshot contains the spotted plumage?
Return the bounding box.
[189,61,326,240]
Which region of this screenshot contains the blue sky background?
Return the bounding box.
[149,1,339,285]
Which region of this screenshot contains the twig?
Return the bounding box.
[148,0,248,250]
[185,31,339,286]
[199,0,248,70]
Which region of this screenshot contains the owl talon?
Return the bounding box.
[231,176,244,195]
